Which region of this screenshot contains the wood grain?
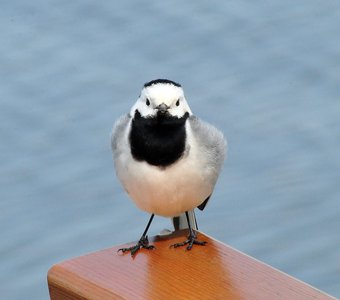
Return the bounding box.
[48,230,336,300]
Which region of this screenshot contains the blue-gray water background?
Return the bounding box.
[1,1,340,299]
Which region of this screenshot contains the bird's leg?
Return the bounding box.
[171,211,207,250]
[118,214,155,257]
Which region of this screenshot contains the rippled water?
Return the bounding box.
[1,1,340,299]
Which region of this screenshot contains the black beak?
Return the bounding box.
[156,103,169,114]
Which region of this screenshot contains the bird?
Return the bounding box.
[111,79,226,257]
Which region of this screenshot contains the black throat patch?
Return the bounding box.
[129,110,189,167]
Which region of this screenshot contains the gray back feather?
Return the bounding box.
[111,114,130,159]
[189,115,227,185]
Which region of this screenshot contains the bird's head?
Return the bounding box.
[130,79,192,119]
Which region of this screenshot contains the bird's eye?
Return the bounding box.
[176,99,180,106]
[146,98,150,106]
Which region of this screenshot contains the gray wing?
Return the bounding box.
[188,115,227,210]
[111,114,130,160]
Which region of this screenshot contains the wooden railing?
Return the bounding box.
[47,230,336,299]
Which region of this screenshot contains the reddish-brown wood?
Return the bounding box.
[48,230,335,300]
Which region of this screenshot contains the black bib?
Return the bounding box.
[129,110,189,167]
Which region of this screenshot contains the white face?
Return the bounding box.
[130,83,192,118]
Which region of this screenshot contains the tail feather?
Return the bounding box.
[172,210,197,231]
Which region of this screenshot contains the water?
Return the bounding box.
[1,1,340,298]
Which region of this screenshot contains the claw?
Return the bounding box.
[170,231,207,251]
[118,236,155,257]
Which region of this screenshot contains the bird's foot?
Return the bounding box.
[118,236,155,257]
[171,231,207,251]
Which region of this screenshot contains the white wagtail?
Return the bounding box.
[111,79,226,256]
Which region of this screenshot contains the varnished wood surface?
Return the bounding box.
[48,230,336,300]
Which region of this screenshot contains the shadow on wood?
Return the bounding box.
[47,230,335,300]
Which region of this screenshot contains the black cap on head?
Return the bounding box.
[144,79,181,88]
